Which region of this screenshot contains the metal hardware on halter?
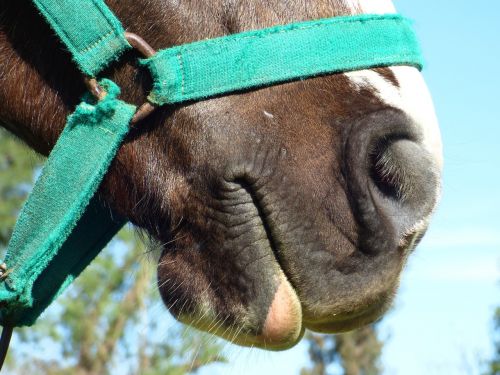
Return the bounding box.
[0,263,11,372]
[84,32,157,125]
[0,263,12,371]
[125,32,156,58]
[0,263,11,283]
[83,77,107,101]
[0,264,7,280]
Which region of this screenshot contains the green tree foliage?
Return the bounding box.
[1,129,225,374]
[9,230,226,375]
[0,128,42,249]
[484,307,500,375]
[301,325,383,375]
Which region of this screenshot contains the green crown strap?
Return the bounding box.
[142,14,423,105]
[0,81,135,326]
[32,0,131,76]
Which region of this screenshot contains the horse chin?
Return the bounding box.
[157,224,395,350]
[156,196,307,350]
[175,274,305,350]
[303,290,395,334]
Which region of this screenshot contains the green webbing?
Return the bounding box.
[143,14,423,105]
[0,81,135,326]
[0,198,125,326]
[31,0,131,76]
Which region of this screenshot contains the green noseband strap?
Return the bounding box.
[0,0,424,328]
[144,14,422,105]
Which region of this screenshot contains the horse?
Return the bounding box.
[0,0,442,350]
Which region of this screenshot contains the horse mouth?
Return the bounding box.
[244,188,392,342]
[209,178,307,349]
[203,179,392,350]
[158,161,406,350]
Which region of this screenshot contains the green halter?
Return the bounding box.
[0,0,423,329]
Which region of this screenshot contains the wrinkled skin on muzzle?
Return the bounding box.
[0,0,442,350]
[148,69,442,349]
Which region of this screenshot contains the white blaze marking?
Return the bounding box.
[342,0,443,235]
[345,67,443,170]
[341,0,442,170]
[358,0,396,14]
[342,0,396,14]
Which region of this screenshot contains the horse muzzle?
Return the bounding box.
[155,107,441,350]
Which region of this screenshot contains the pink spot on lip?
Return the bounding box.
[257,276,302,348]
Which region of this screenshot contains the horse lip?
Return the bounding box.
[249,206,306,348]
[223,178,394,337]
[303,296,391,333]
[231,178,285,268]
[237,180,360,333]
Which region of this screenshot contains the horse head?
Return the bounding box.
[0,0,442,349]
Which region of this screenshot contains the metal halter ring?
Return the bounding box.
[0,263,10,282]
[83,32,157,125]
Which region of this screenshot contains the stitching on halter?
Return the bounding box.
[78,30,115,54]
[177,52,186,97]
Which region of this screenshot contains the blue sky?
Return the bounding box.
[381,1,500,373]
[201,1,500,374]
[5,1,499,374]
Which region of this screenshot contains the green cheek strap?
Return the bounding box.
[0,81,135,326]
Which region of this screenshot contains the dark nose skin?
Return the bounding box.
[345,109,440,254]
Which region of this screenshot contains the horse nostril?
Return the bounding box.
[370,138,422,203]
[366,136,439,246]
[346,109,441,253]
[369,137,438,211]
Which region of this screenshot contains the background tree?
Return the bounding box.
[301,325,383,375]
[0,128,225,374]
[484,307,500,375]
[0,128,41,249]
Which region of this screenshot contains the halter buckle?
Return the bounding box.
[0,263,9,281]
[84,32,157,125]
